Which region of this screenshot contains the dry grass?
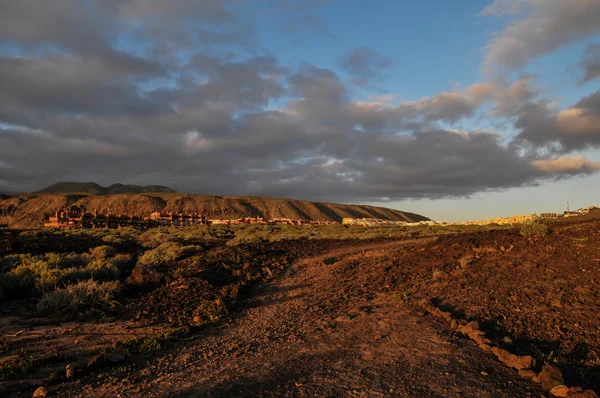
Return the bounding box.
[37,279,121,314]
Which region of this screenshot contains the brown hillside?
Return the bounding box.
[0,193,429,228]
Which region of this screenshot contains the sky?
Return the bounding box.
[0,0,599,221]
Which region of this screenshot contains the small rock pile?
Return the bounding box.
[422,301,598,398]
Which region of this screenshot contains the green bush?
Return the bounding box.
[137,229,173,248]
[101,234,124,245]
[0,254,22,273]
[91,245,116,260]
[138,242,183,266]
[85,260,120,280]
[520,221,549,238]
[10,259,66,295]
[37,280,121,314]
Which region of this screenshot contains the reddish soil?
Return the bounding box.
[3,218,600,397]
[377,219,600,391]
[55,239,547,397]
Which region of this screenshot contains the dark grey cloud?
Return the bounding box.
[579,43,600,85]
[514,89,600,152]
[0,0,599,200]
[0,54,165,117]
[338,47,393,81]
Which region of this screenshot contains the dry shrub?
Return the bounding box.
[520,221,549,238]
[37,280,121,314]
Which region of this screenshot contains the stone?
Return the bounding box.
[65,363,75,379]
[549,385,569,397]
[533,365,564,390]
[347,308,360,317]
[459,321,480,335]
[106,353,125,364]
[491,347,535,370]
[518,368,537,379]
[126,264,164,288]
[181,352,192,362]
[32,387,47,397]
[87,354,105,369]
[569,391,600,398]
[472,333,491,346]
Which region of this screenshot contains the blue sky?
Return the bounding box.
[0,0,599,221]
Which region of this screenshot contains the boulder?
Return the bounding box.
[126,264,164,288]
[533,365,564,390]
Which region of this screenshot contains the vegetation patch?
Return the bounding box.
[37,279,121,314]
[520,221,549,238]
[0,350,63,381]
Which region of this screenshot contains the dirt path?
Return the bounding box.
[68,239,546,397]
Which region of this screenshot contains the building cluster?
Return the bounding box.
[39,205,600,230]
[44,208,151,229]
[149,212,207,226]
[43,208,340,229]
[342,218,439,227]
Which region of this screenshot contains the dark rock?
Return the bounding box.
[127,264,164,288]
[106,353,126,364]
[87,354,105,369]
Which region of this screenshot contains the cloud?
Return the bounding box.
[482,0,600,69]
[515,90,600,151]
[579,43,600,85]
[532,156,600,174]
[338,47,393,81]
[0,54,165,117]
[0,0,599,200]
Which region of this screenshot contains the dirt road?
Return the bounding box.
[68,239,546,397]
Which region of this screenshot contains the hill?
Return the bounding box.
[38,182,178,195]
[0,193,429,229]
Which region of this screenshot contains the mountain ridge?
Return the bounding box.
[0,193,429,229]
[38,182,178,195]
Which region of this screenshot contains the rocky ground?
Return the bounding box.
[1,218,599,397]
[54,239,550,397]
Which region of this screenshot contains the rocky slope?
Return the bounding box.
[0,193,429,228]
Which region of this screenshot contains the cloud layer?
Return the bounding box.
[1,0,599,201]
[482,0,600,69]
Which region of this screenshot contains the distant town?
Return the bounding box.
[42,207,339,229]
[39,205,599,229]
